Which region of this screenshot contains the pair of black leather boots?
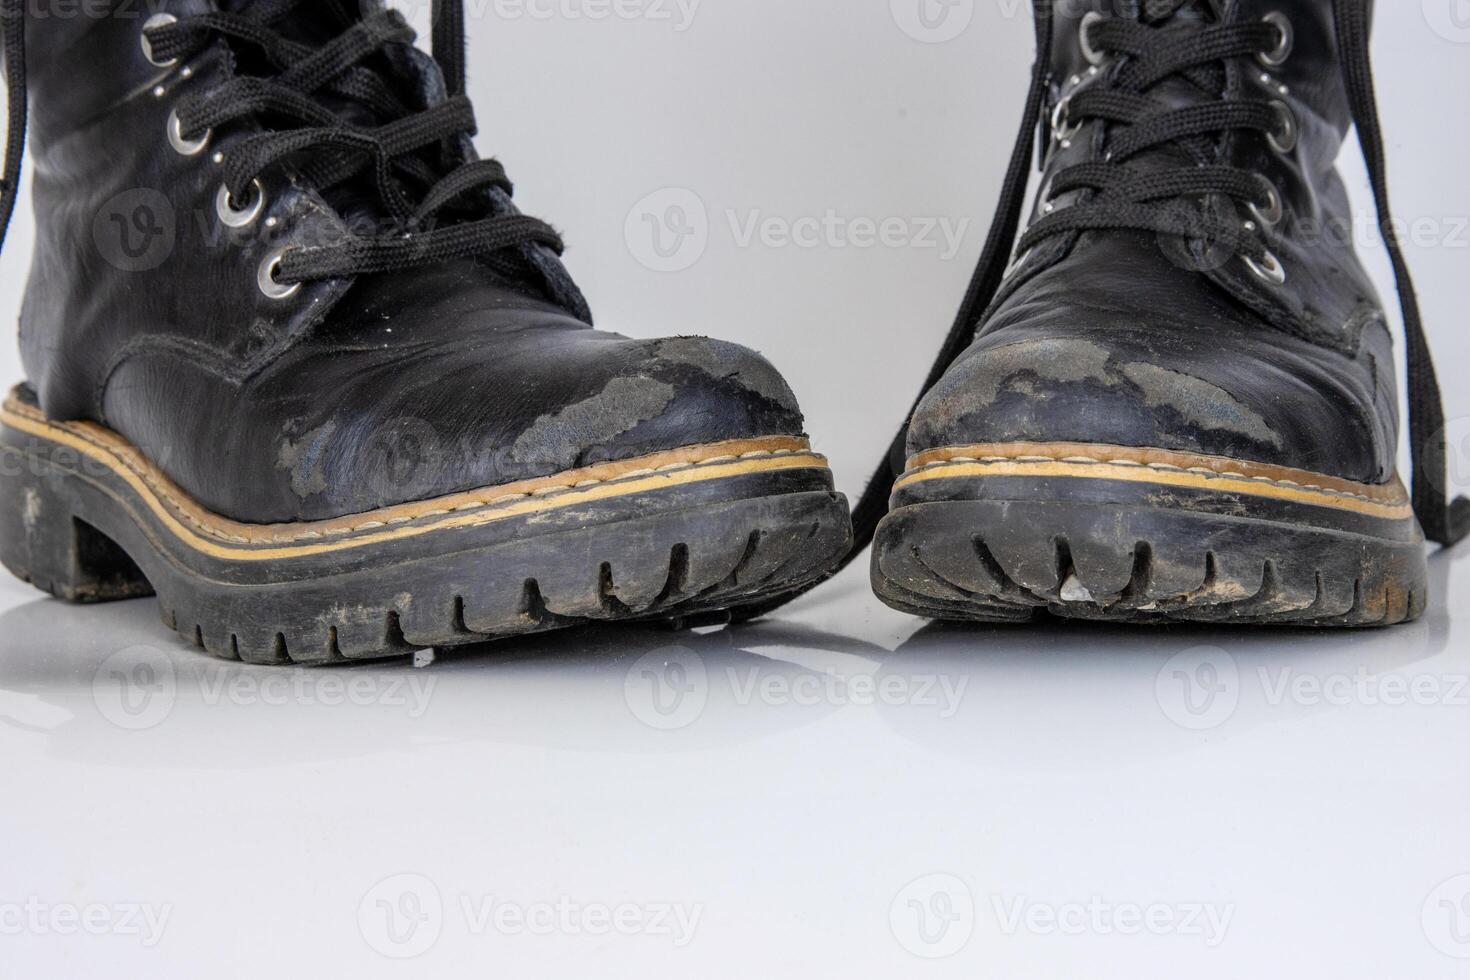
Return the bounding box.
[0,0,1462,663]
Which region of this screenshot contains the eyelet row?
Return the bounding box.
[1242,173,1286,285]
[1247,14,1294,286]
[148,20,295,301]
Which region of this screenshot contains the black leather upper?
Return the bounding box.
[16,1,804,523]
[908,0,1400,484]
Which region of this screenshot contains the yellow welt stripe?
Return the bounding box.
[894,459,1416,521]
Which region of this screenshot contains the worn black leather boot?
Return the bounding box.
[0,1,851,662]
[863,0,1467,626]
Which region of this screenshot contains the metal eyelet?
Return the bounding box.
[1248,181,1284,229]
[1037,177,1058,216]
[1258,12,1294,68]
[1079,12,1107,66]
[257,248,301,300]
[1005,247,1033,279]
[1267,100,1298,154]
[167,108,211,156]
[216,180,266,228]
[141,13,178,69]
[1051,95,1083,144]
[1243,249,1286,286]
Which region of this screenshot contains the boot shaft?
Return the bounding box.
[16,1,354,420]
[6,0,588,422]
[21,2,211,149]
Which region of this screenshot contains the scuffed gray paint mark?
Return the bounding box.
[21,488,41,529]
[511,376,676,469]
[654,337,800,411]
[917,336,1282,450]
[1120,362,1281,447]
[960,338,1113,406]
[277,420,337,500]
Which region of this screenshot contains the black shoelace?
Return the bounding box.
[1013,12,1288,266]
[744,0,1467,618]
[0,0,564,288]
[0,0,22,253]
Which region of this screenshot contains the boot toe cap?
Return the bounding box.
[102,319,809,524]
[907,329,1391,483]
[291,334,807,520]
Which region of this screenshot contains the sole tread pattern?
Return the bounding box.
[141,509,849,666]
[873,499,1427,629]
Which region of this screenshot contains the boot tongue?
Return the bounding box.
[1141,0,1210,24]
[218,1,433,223]
[1077,0,1230,265]
[1113,0,1225,170]
[219,0,354,42]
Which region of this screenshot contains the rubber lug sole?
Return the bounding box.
[873,444,1428,628]
[1,396,852,663]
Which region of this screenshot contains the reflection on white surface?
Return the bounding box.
[0,555,1466,977]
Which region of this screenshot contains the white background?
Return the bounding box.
[2,2,1469,976]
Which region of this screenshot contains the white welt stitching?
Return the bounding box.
[906,454,1398,505]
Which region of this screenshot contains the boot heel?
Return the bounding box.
[0,457,153,603]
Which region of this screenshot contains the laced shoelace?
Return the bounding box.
[1013,12,1289,267]
[0,0,564,289]
[741,0,1467,619]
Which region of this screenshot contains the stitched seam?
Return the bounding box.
[904,454,1406,506]
[6,402,817,545]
